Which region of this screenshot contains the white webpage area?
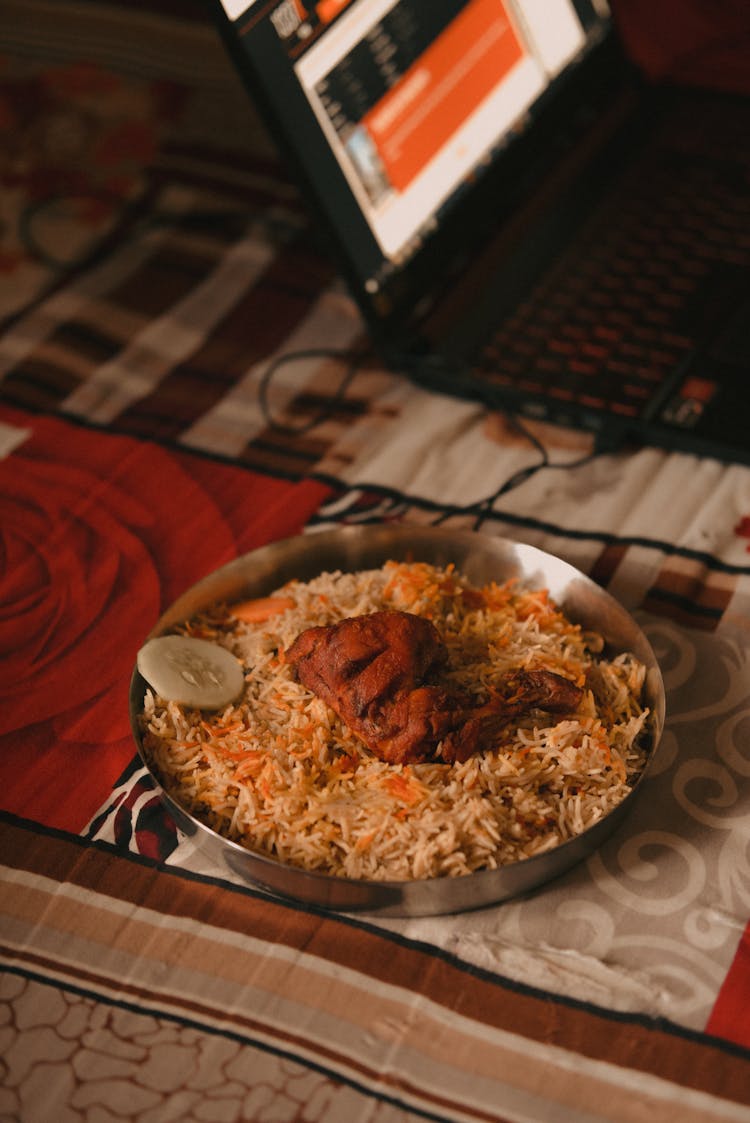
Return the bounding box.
[218,0,262,19]
[295,0,589,262]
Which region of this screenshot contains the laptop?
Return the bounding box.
[212,0,750,464]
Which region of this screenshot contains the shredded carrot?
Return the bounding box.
[229,595,295,623]
[234,752,265,780]
[207,742,247,762]
[355,829,378,851]
[514,588,554,621]
[384,769,424,806]
[330,753,359,778]
[203,721,243,735]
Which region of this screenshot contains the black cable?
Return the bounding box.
[3,184,177,333]
[17,190,131,271]
[257,346,369,436]
[432,413,600,531]
[259,346,601,510]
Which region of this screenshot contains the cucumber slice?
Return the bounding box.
[137,635,245,710]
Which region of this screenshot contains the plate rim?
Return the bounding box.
[129,526,666,915]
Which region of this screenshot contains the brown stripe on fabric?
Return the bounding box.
[653,562,735,610]
[0,358,82,411]
[107,237,222,319]
[589,543,629,588]
[642,595,721,631]
[241,349,372,473]
[2,945,735,1123]
[644,563,734,631]
[289,390,368,425]
[4,877,519,1123]
[114,234,336,443]
[238,431,331,477]
[3,942,515,1123]
[2,881,742,1123]
[73,298,149,348]
[4,879,733,1123]
[0,319,127,411]
[49,320,123,367]
[3,817,749,1107]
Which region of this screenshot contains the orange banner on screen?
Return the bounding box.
[362,0,525,193]
[316,0,352,23]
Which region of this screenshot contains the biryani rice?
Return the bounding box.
[140,560,651,880]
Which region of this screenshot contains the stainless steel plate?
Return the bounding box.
[130,526,665,917]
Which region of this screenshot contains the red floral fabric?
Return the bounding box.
[0,404,331,831]
[708,926,750,1049]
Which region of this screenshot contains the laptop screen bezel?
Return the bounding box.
[212,2,628,353]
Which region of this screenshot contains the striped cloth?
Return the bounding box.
[4,815,749,1123]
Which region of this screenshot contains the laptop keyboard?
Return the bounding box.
[475,97,750,424]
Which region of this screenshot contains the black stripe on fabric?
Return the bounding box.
[0,364,79,410]
[2,810,749,1063]
[307,477,750,578]
[4,403,750,578]
[51,320,123,364]
[1,961,463,1123]
[645,585,726,619]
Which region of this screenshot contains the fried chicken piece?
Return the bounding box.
[285,610,445,720]
[285,610,582,765]
[443,668,584,764]
[497,667,584,715]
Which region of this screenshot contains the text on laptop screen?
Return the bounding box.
[217,1,611,295]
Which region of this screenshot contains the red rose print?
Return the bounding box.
[734,516,750,552]
[0,406,330,830]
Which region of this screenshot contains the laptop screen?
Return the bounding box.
[215,1,615,329]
